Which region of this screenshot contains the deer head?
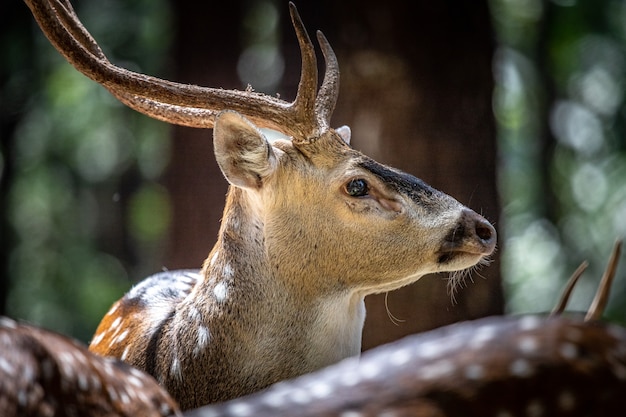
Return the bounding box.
[25,0,497,409]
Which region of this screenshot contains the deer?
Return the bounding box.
[0,315,181,417]
[1,242,624,417]
[24,0,497,410]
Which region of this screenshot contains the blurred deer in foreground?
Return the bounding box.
[1,242,624,417]
[24,0,497,409]
[0,316,181,417]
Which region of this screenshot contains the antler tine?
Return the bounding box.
[287,2,321,142]
[551,260,589,316]
[315,30,340,133]
[586,239,622,321]
[25,0,339,140]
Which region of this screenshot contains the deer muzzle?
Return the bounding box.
[438,209,497,265]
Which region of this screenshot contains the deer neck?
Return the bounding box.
[193,187,365,370]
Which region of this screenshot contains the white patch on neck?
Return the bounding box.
[213,282,229,302]
[309,294,365,367]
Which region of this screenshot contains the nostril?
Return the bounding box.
[475,219,496,244]
[474,219,496,245]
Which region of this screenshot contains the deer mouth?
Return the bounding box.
[437,246,491,266]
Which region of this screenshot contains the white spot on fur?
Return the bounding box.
[188,306,201,322]
[464,364,485,380]
[419,359,456,380]
[389,347,412,366]
[77,373,89,391]
[160,403,174,416]
[339,370,361,387]
[518,315,541,331]
[128,374,144,388]
[290,388,311,404]
[469,324,497,349]
[0,358,15,376]
[360,361,382,379]
[510,358,533,377]
[110,317,122,331]
[91,332,105,345]
[130,367,146,379]
[416,340,442,359]
[89,373,101,391]
[116,330,129,343]
[17,390,27,407]
[214,282,228,302]
[310,381,332,399]
[197,325,210,346]
[171,357,182,380]
[559,342,578,359]
[121,346,130,361]
[340,411,363,417]
[193,325,211,357]
[0,317,17,328]
[263,386,288,408]
[58,352,76,379]
[227,401,253,417]
[517,335,539,354]
[107,385,119,403]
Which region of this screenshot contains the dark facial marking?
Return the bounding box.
[358,158,443,212]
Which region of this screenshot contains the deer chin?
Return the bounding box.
[435,248,492,272]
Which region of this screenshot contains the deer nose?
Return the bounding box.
[466,209,497,254]
[444,209,497,256]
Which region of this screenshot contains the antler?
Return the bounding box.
[551,239,622,320]
[23,0,339,142]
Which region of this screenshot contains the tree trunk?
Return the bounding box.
[163,1,242,269]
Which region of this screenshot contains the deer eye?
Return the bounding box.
[346,178,369,197]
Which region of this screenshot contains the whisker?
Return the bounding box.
[384,293,406,326]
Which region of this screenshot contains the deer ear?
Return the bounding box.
[335,125,351,145]
[214,111,277,189]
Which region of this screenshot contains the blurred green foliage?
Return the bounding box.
[1,0,172,342]
[491,0,626,322]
